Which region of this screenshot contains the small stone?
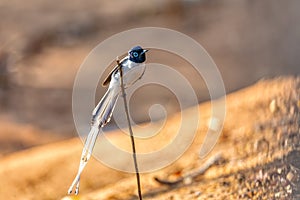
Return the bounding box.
[194,191,201,197]
[208,117,221,132]
[183,177,192,185]
[286,172,294,182]
[281,177,288,187]
[290,106,295,115]
[286,185,292,194]
[269,99,278,113]
[257,170,263,180]
[274,192,281,198]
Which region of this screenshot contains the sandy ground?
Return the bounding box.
[0,76,299,200]
[0,1,300,199]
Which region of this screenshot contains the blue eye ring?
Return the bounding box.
[133,52,138,57]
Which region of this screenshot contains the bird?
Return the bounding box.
[68,46,148,195]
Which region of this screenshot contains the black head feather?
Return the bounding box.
[128,46,148,63]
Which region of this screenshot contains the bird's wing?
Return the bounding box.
[102,56,128,87]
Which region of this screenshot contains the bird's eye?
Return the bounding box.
[133,52,138,57]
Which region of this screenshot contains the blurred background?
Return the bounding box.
[0,0,299,155]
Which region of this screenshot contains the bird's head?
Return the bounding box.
[128,46,148,63]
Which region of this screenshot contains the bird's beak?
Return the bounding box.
[142,49,149,54]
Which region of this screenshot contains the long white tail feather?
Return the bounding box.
[68,87,120,195]
[92,87,120,126]
[68,125,98,194]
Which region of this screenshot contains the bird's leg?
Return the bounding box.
[68,125,100,195]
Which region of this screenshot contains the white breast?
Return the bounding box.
[109,60,146,89]
[123,61,145,87]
